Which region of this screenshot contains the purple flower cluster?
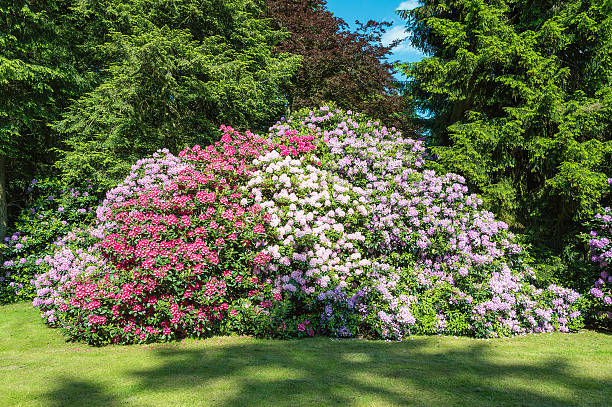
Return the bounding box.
[265,106,583,338]
[589,207,612,269]
[96,149,187,225]
[32,229,108,324]
[585,180,612,321]
[1,179,98,303]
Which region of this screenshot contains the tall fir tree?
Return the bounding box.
[400,0,612,283]
[0,0,102,239]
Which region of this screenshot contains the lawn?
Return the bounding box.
[1,302,611,407]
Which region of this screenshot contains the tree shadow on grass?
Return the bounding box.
[130,338,611,406]
[584,322,611,335]
[43,337,612,407]
[43,376,122,407]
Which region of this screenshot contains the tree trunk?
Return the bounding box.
[0,155,6,242]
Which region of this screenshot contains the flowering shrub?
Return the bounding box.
[45,130,272,344]
[246,144,371,338]
[1,178,98,303]
[584,178,612,325]
[32,228,105,324]
[34,128,325,344]
[262,107,583,338]
[33,107,584,344]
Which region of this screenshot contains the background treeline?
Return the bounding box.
[1,0,611,296]
[0,0,409,233]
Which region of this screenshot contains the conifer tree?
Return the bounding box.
[400,0,612,278]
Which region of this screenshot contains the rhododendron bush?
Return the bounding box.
[1,179,99,303]
[33,107,584,345]
[584,178,612,326]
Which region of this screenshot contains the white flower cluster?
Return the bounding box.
[246,150,369,295]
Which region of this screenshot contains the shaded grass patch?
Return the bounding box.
[1,302,611,406]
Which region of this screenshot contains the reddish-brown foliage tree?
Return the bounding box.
[265,0,414,131]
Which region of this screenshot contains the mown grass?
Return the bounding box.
[1,302,611,407]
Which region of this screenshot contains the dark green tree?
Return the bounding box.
[55,0,300,190]
[400,0,612,282]
[0,0,101,240]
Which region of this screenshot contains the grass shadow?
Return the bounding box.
[43,376,122,407]
[128,338,609,406]
[38,336,611,406]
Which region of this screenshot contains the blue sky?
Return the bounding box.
[326,0,426,66]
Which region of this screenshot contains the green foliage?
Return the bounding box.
[0,178,98,303]
[54,0,300,190]
[1,1,301,233]
[0,0,94,159]
[400,0,612,284]
[0,0,103,238]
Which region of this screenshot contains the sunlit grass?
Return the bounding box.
[1,302,610,406]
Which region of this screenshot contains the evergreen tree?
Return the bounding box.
[55,0,300,189]
[400,0,612,280]
[0,0,101,239]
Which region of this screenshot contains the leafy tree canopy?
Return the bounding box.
[266,0,414,131]
[1,0,94,160]
[1,0,105,238]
